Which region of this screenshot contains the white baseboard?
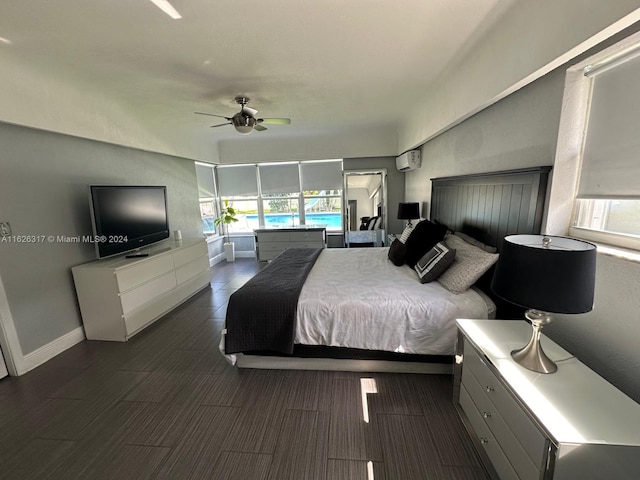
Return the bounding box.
[211,251,255,265]
[22,326,86,373]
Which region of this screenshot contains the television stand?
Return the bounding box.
[72,239,210,341]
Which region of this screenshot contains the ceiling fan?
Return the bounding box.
[195,96,291,135]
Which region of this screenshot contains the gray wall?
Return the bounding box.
[343,156,406,235]
[0,123,202,355]
[405,40,640,403]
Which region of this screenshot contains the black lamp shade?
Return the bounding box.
[397,202,420,220]
[491,235,597,314]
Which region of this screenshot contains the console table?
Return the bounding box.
[72,239,210,341]
[454,319,640,480]
[254,227,326,262]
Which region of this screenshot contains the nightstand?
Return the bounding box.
[454,319,640,480]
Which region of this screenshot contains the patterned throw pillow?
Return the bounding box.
[414,242,456,283]
[399,224,414,243]
[437,234,499,294]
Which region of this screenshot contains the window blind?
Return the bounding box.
[217,165,258,196]
[195,164,216,198]
[578,53,640,198]
[300,160,343,192]
[259,163,301,194]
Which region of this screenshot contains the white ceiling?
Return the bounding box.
[1,1,637,164]
[0,0,517,163]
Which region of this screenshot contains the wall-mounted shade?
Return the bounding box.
[397,202,420,220]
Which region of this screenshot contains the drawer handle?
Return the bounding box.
[480,437,489,445]
[485,386,494,392]
[482,411,492,419]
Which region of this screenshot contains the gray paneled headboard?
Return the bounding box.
[430,166,552,319]
[430,166,552,251]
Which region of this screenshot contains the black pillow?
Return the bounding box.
[403,220,448,267]
[387,238,407,266]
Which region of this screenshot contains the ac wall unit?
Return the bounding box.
[396,150,421,172]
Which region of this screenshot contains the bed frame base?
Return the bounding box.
[235,353,453,374]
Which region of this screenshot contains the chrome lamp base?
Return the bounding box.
[511,309,557,374]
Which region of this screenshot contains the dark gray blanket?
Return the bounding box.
[224,248,323,354]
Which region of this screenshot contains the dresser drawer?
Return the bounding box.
[119,270,177,314]
[460,384,519,480]
[288,242,324,248]
[290,230,324,242]
[257,231,291,242]
[173,240,207,267]
[115,255,174,292]
[462,363,542,480]
[258,249,281,261]
[464,343,548,468]
[175,255,209,284]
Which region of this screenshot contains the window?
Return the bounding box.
[300,160,343,232]
[565,33,640,251]
[195,163,220,237]
[199,199,218,235]
[215,160,343,233]
[220,196,260,233]
[303,189,342,231]
[217,165,259,234]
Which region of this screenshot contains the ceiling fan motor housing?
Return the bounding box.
[232,112,256,134]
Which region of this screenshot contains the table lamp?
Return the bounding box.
[397,202,420,227]
[491,235,597,373]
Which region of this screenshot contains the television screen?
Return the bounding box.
[90,185,170,258]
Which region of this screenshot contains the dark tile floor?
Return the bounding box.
[0,258,487,479]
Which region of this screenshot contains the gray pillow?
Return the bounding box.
[414,242,456,283]
[438,234,499,293]
[452,232,497,253]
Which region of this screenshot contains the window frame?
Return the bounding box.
[195,162,222,238]
[547,30,640,255]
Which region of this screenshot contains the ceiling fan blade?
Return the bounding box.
[242,106,258,117]
[259,118,291,125]
[195,111,231,120]
[210,122,232,128]
[254,124,268,132]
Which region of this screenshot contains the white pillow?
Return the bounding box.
[437,234,498,294]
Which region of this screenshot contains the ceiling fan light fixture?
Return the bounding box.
[232,113,256,134]
[196,96,290,135]
[234,125,254,135]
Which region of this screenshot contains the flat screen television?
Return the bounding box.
[89,185,170,259]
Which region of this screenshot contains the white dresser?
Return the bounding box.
[72,239,210,341]
[454,319,640,480]
[254,227,326,262]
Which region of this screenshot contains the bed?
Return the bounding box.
[220,166,551,373]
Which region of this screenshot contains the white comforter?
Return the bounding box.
[294,247,489,355]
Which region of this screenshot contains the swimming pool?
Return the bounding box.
[202,212,342,233]
[247,212,342,229]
